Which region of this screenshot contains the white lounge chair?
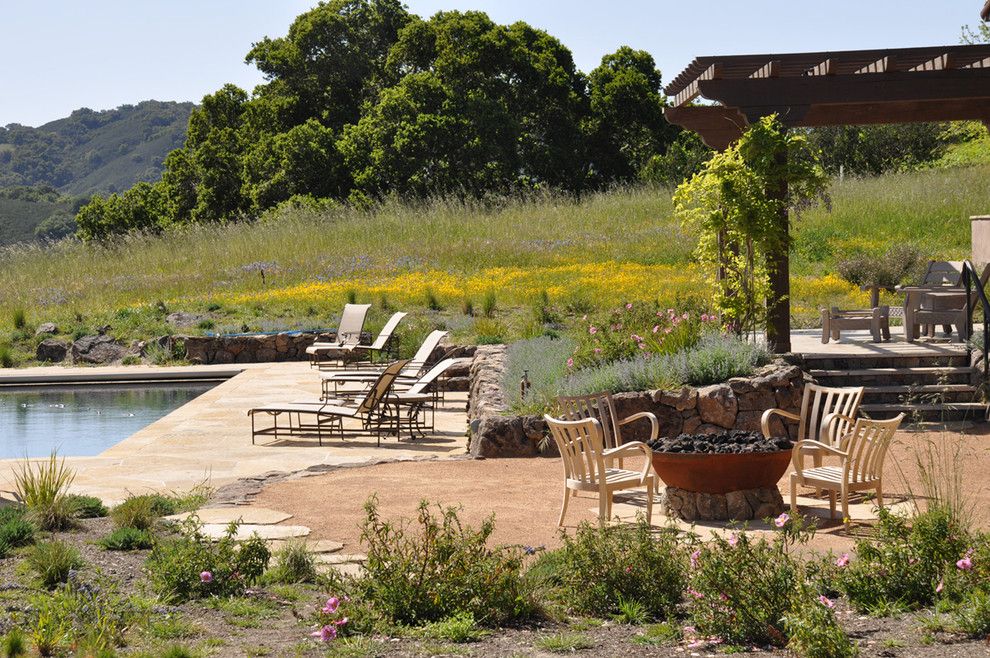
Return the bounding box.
[319,330,449,399]
[305,303,372,367]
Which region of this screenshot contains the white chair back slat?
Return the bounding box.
[369,312,407,350]
[799,383,864,445]
[337,304,372,344]
[546,417,606,488]
[557,392,621,451]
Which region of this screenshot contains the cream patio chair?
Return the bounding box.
[248,359,408,447]
[899,260,963,339]
[789,413,904,521]
[323,311,407,368]
[320,330,449,398]
[761,382,864,468]
[555,391,659,470]
[544,415,655,526]
[305,303,372,367]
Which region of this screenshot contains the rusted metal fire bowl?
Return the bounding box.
[651,450,792,495]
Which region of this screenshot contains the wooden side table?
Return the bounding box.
[821,306,891,343]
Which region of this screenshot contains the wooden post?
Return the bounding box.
[766,147,791,353]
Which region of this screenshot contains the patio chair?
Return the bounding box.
[761,382,864,469]
[903,263,990,342]
[899,261,963,339]
[820,305,890,343]
[316,311,407,369]
[544,416,655,526]
[248,359,409,447]
[789,413,904,521]
[305,303,372,367]
[555,391,659,469]
[320,330,449,399]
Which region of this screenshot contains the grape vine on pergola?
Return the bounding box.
[664,43,990,353]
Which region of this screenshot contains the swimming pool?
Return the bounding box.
[0,384,216,458]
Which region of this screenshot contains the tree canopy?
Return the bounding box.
[75,0,679,239]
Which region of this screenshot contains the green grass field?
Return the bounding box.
[0,164,987,364]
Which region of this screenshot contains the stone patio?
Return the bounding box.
[0,362,469,504]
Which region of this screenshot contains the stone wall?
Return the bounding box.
[466,348,806,458]
[183,331,343,364]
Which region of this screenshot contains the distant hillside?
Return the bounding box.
[0,101,193,245]
[0,100,193,195]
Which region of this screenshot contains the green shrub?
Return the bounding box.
[504,335,576,413]
[482,290,497,318]
[28,577,129,655]
[425,288,442,311]
[535,519,685,621]
[535,632,594,652]
[672,331,771,385]
[473,318,506,344]
[110,495,158,530]
[419,612,486,643]
[145,520,270,603]
[954,588,990,637]
[0,347,13,369]
[358,498,532,626]
[838,506,971,612]
[687,525,804,646]
[13,453,76,531]
[461,298,474,317]
[265,540,317,584]
[11,309,26,330]
[0,627,27,657]
[67,494,108,519]
[784,586,858,658]
[345,289,358,304]
[99,527,153,551]
[572,302,708,368]
[27,541,84,589]
[0,517,35,551]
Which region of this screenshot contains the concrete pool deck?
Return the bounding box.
[0,363,469,503]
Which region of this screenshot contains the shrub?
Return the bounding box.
[11,308,26,330]
[670,331,770,385]
[0,516,35,551]
[13,453,76,531]
[265,539,317,584]
[954,588,990,637]
[419,612,486,643]
[504,335,576,413]
[0,347,13,369]
[0,628,26,657]
[27,541,84,589]
[111,495,158,530]
[482,290,497,318]
[535,519,685,621]
[99,527,153,551]
[29,576,129,655]
[784,587,858,658]
[838,506,971,612]
[358,498,532,626]
[837,244,925,291]
[473,318,506,344]
[687,523,808,646]
[67,494,108,519]
[145,519,270,603]
[460,298,474,317]
[425,288,442,311]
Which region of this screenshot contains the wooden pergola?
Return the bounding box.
[664,43,990,352]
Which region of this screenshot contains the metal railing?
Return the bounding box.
[962,260,990,383]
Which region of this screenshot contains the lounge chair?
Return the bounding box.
[544,415,655,526]
[248,359,408,447]
[315,311,407,369]
[319,330,449,399]
[305,303,372,367]
[789,413,904,521]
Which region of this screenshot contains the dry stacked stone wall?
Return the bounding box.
[467,346,806,458]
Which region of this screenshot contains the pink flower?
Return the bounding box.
[625,303,633,310]
[311,624,337,642]
[683,625,697,634]
[593,348,601,355]
[818,595,834,608]
[638,342,646,350]
[728,533,738,547]
[335,617,349,626]
[625,566,632,573]
[588,325,598,335]
[682,312,689,320]
[663,327,672,334]
[957,556,973,571]
[701,313,709,322]
[199,571,213,583]
[322,597,341,614]
[652,325,660,333]
[936,580,944,593]
[566,357,574,368]
[835,553,850,568]
[686,587,704,599]
[690,549,701,569]
[774,512,790,528]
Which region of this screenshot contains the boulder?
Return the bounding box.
[35,322,58,336]
[697,384,738,428]
[657,386,697,411]
[71,335,126,364]
[165,312,206,328]
[470,415,537,458]
[36,339,68,363]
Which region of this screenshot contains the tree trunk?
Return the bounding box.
[766,148,791,353]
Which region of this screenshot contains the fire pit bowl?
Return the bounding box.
[648,431,793,495]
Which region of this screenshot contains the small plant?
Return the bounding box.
[482,290,497,318]
[13,452,76,531]
[99,527,153,551]
[197,319,215,330]
[0,346,13,369]
[1,628,27,657]
[535,518,685,621]
[473,318,506,344]
[358,497,532,626]
[631,621,681,646]
[110,495,158,530]
[534,632,594,653]
[460,297,475,317]
[12,308,26,330]
[121,354,142,365]
[27,541,84,589]
[345,289,358,304]
[419,612,486,643]
[784,586,859,658]
[265,539,317,584]
[954,588,990,637]
[67,494,108,518]
[425,288,442,311]
[28,576,130,655]
[613,597,649,625]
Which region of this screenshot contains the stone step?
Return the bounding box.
[801,355,970,370]
[860,402,988,421]
[809,367,975,386]
[860,384,981,404]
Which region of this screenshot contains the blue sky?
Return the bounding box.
[0,1,984,127]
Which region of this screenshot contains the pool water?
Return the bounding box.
[0,384,215,458]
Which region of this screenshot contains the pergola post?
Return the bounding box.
[766,147,791,353]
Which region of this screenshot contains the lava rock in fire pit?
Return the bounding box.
[648,429,792,454]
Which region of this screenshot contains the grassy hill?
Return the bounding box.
[0,164,987,365]
[0,101,193,245]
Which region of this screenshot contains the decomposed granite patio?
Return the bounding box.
[0,362,469,504]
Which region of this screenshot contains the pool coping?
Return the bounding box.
[0,367,244,387]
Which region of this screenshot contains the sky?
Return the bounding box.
[0,1,985,127]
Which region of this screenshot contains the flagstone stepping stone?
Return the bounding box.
[199,523,310,541]
[267,538,344,554]
[165,507,292,525]
[322,562,365,579]
[313,553,366,565]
